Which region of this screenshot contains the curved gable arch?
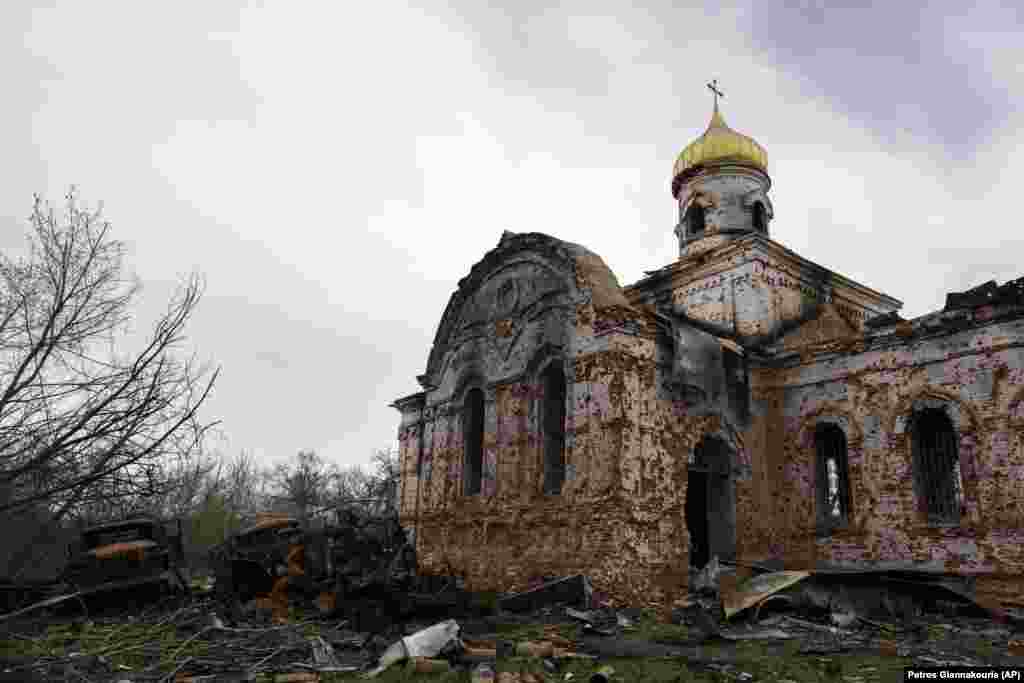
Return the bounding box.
[452,365,488,406]
[889,387,979,437]
[422,232,626,390]
[797,402,863,451]
[889,387,980,522]
[742,189,775,220]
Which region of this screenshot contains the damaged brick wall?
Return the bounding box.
[395,226,1024,612]
[751,312,1024,607]
[394,232,688,608]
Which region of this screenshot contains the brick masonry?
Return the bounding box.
[393,200,1024,613]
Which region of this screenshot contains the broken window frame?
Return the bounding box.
[540,361,567,495]
[910,407,963,526]
[814,423,851,535]
[462,387,485,496]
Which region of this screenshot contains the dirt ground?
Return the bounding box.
[1,579,1023,682]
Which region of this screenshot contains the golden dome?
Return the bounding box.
[672,103,767,196]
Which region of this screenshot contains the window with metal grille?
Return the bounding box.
[463,388,484,496]
[541,363,567,495]
[815,423,851,530]
[911,408,962,524]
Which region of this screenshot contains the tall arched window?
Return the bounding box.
[686,204,706,237]
[752,201,767,232]
[541,363,567,495]
[911,408,961,523]
[815,423,851,530]
[463,388,484,496]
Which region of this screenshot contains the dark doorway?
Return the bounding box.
[685,470,710,569]
[686,435,737,569]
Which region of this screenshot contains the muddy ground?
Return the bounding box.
[1,580,1023,682]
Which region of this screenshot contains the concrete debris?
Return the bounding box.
[364,618,461,677]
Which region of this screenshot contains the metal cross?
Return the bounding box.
[707,79,724,108]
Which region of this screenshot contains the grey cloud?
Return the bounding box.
[739,0,1022,160]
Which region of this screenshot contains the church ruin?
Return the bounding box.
[391,86,1024,611]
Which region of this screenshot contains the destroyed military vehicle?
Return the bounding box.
[61,514,188,595]
[209,507,418,611]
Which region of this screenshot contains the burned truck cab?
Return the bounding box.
[62,515,186,594]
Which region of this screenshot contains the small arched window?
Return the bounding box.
[686,204,706,237]
[541,363,567,495]
[462,388,484,496]
[752,201,767,232]
[815,423,851,531]
[911,408,962,524]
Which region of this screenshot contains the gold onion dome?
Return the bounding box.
[672,102,768,196]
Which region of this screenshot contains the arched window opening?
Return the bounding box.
[687,204,706,237]
[752,201,767,232]
[911,408,962,524]
[463,388,484,496]
[541,363,567,495]
[721,348,749,423]
[815,424,850,531]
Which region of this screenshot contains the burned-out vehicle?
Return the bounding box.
[61,514,188,595]
[209,508,418,611]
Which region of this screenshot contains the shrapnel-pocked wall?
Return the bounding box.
[392,95,1024,610]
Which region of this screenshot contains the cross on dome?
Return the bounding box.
[707,79,724,111]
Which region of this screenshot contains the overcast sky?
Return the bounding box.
[2,1,1021,470]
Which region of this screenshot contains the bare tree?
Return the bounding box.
[328,463,374,503]
[366,447,400,515]
[267,450,330,523]
[219,450,272,520]
[0,189,220,574]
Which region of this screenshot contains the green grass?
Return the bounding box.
[624,609,693,644]
[1,610,916,683]
[315,647,910,682]
[0,617,211,677]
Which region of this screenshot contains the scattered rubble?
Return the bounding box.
[499,574,593,613]
[3,559,1024,680]
[365,618,461,677]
